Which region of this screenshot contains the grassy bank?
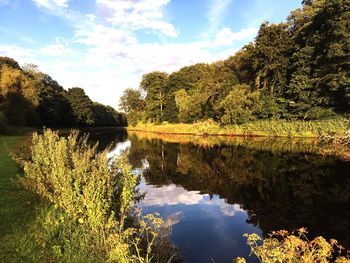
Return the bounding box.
[129,119,349,138]
[0,136,44,262]
[8,130,177,263]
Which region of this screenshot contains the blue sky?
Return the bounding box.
[0,0,302,108]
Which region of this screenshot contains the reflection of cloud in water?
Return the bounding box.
[139,180,245,217]
[163,211,184,227]
[202,198,244,217]
[107,140,131,158]
[140,184,203,206]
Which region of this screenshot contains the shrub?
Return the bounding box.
[235,228,350,263]
[14,129,177,262]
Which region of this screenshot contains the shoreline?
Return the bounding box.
[127,128,319,138]
[127,119,349,139]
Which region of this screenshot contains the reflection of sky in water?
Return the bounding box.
[108,140,261,263]
[138,177,261,263]
[107,140,131,158]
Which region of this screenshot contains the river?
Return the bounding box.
[90,130,350,263]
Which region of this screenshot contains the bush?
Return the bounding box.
[235,228,350,263]
[14,129,177,262]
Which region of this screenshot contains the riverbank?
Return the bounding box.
[0,136,43,262]
[0,126,127,136]
[128,119,349,138]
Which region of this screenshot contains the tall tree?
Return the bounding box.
[140,72,168,122]
[119,88,145,113]
[65,87,95,126]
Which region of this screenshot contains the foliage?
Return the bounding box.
[121,0,349,126]
[65,87,95,126]
[93,102,127,127]
[235,228,349,262]
[119,88,146,126]
[140,72,168,122]
[119,88,145,113]
[0,56,126,130]
[13,130,177,262]
[129,118,349,137]
[219,84,261,124]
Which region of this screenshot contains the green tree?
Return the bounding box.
[66,87,95,126]
[140,71,168,122]
[118,88,145,113]
[93,102,127,127]
[219,84,261,124]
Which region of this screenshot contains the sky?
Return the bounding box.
[0,0,302,109]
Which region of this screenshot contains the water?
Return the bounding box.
[91,130,350,263]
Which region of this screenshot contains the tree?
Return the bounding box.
[119,88,145,113]
[0,65,39,126]
[174,89,200,123]
[219,84,261,124]
[0,56,21,70]
[140,72,168,122]
[65,87,95,126]
[36,79,73,127]
[93,102,127,127]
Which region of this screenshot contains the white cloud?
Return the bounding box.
[96,0,177,37]
[74,21,137,48]
[212,27,258,47]
[0,44,37,63]
[40,44,75,57]
[32,0,70,9]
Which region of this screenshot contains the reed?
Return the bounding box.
[129,118,349,138]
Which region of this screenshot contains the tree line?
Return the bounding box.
[119,0,350,125]
[0,57,127,130]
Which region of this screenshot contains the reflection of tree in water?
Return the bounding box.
[88,129,128,151]
[127,134,350,248]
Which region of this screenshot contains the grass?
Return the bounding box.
[129,119,349,138]
[0,135,43,262]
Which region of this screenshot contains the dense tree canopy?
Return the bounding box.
[140,71,168,122]
[122,0,349,125]
[0,56,126,129]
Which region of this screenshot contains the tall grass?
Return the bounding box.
[13,129,177,262]
[129,118,349,137]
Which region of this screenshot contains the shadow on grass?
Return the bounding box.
[0,136,45,262]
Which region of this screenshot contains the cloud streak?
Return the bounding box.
[207,0,232,33]
[96,0,177,37]
[32,0,71,10]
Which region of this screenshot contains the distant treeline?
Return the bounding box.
[0,57,127,130]
[120,0,349,125]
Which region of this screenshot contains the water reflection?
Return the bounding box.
[100,131,350,263]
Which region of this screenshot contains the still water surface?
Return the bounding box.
[91,130,350,263]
